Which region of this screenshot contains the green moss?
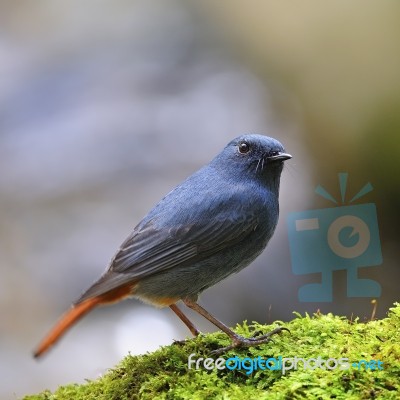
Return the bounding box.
[24,303,400,400]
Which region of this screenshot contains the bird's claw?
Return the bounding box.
[210,326,289,356]
[249,326,290,340]
[173,339,188,346]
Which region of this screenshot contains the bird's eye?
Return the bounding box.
[269,151,279,157]
[238,142,250,154]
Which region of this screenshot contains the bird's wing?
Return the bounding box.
[112,209,259,275]
[75,205,259,303]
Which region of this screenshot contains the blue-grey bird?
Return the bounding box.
[34,134,291,357]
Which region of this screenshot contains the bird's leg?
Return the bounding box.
[169,303,201,337]
[183,298,287,355]
[183,299,242,340]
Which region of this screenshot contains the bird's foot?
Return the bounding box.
[210,326,289,356]
[173,332,203,346]
[173,338,189,346]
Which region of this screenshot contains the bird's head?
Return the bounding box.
[212,134,291,182]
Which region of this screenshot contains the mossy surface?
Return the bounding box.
[24,303,400,400]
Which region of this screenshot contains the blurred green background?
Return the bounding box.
[1,1,399,398]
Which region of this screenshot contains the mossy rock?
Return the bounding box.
[24,303,400,399]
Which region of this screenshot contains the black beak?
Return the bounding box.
[267,152,292,162]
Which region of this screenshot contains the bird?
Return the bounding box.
[33,134,291,358]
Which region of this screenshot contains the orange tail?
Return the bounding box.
[33,283,135,358]
[33,297,101,358]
